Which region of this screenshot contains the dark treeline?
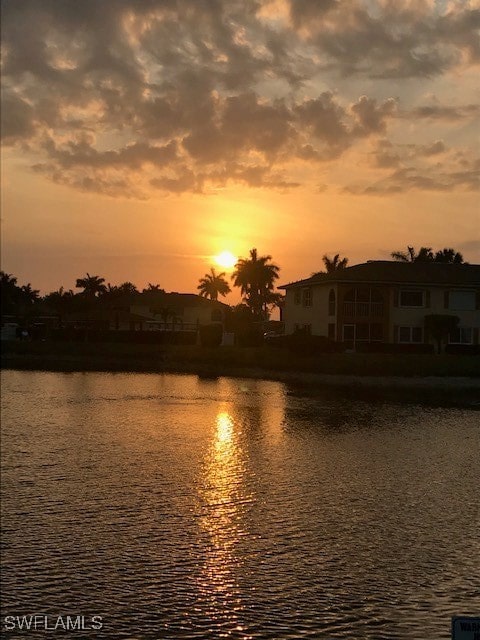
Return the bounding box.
[1,245,467,326]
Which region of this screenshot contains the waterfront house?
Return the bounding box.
[108,292,229,332]
[279,261,480,350]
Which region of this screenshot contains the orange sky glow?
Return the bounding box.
[1,0,479,303]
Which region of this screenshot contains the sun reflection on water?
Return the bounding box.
[196,409,252,636]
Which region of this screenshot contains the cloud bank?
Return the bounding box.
[2,0,479,196]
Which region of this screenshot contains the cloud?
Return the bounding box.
[1,0,478,196]
[287,0,480,78]
[409,104,480,121]
[346,157,480,195]
[351,96,397,136]
[1,92,36,143]
[418,140,446,156]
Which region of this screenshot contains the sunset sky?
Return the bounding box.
[1,0,479,301]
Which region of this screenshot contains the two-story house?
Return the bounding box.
[109,292,229,331]
[279,261,480,350]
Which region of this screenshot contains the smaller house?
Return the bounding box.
[107,292,229,331]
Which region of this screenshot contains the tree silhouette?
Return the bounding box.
[231,248,280,319]
[1,271,40,313]
[143,283,165,293]
[391,246,467,264]
[434,248,466,264]
[197,268,231,301]
[20,283,40,304]
[75,273,107,297]
[117,282,138,294]
[158,307,176,331]
[425,314,459,354]
[391,246,434,262]
[322,254,349,273]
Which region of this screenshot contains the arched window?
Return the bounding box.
[328,289,336,315]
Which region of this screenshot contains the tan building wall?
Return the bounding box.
[284,284,335,336]
[284,283,480,344]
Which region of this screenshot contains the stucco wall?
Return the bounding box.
[284,283,480,342]
[284,284,335,336]
[390,287,480,341]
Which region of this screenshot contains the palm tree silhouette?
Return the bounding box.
[75,273,107,297]
[143,283,165,293]
[197,268,231,301]
[391,246,434,262]
[231,248,280,319]
[322,254,349,273]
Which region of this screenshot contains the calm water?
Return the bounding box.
[1,370,479,639]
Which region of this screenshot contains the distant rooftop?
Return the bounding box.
[279,261,480,289]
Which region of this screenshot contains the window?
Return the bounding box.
[328,323,335,340]
[302,288,312,307]
[449,291,475,311]
[356,323,370,341]
[400,290,424,307]
[294,289,301,305]
[370,323,383,341]
[449,327,473,344]
[328,289,336,316]
[303,324,312,335]
[343,324,355,341]
[399,326,423,343]
[343,288,384,316]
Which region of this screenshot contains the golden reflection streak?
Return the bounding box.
[197,410,251,636]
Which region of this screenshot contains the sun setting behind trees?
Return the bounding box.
[214,251,237,270]
[1,0,479,293]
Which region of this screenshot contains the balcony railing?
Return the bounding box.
[343,302,384,317]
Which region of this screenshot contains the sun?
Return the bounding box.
[214,250,237,269]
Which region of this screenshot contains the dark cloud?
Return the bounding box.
[409,104,480,121]
[346,157,480,195]
[1,92,36,143]
[287,0,479,78]
[351,96,397,136]
[418,140,446,157]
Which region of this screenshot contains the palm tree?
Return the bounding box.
[322,254,349,273]
[391,246,434,262]
[75,273,107,297]
[20,283,40,304]
[158,307,176,331]
[231,248,280,319]
[434,248,465,264]
[143,283,165,293]
[197,268,231,301]
[117,282,138,294]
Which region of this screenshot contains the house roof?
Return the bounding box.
[103,291,229,310]
[279,261,480,289]
[162,293,229,309]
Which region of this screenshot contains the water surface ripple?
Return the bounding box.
[1,370,479,639]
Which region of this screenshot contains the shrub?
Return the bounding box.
[285,331,342,355]
[199,323,223,348]
[235,326,264,347]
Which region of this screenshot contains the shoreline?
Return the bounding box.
[2,348,480,407]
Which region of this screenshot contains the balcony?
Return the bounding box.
[343,302,384,317]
